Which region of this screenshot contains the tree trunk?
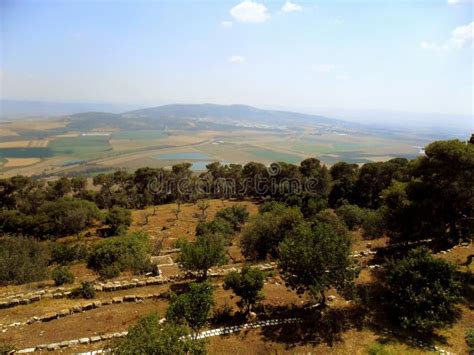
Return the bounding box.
[320,290,326,306]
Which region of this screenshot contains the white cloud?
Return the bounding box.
[447,0,460,4]
[313,64,337,73]
[282,1,302,13]
[228,55,246,64]
[230,1,270,23]
[221,21,233,28]
[421,21,474,50]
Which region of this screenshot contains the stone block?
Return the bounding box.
[124,295,136,302]
[57,309,70,317]
[47,343,60,351]
[112,297,123,304]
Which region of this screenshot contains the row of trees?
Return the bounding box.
[0,139,471,245]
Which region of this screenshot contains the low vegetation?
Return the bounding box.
[167,281,215,333]
[51,266,75,286]
[384,247,461,332]
[111,313,206,355]
[178,234,227,279]
[87,232,153,279]
[0,236,49,284]
[223,266,265,313]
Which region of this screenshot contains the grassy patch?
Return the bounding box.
[112,130,168,140]
[49,136,113,159]
[292,142,362,154]
[247,147,302,164]
[0,147,54,158]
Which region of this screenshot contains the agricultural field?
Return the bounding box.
[0,114,431,178]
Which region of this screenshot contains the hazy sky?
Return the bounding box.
[1,0,473,116]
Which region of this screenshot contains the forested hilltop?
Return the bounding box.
[0,138,472,354]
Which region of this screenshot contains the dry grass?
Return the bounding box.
[3,120,68,131]
[129,199,259,249]
[3,158,42,168]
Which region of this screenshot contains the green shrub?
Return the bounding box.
[50,242,87,265]
[335,204,366,231]
[37,197,103,237]
[178,234,227,279]
[111,313,205,354]
[98,263,122,279]
[215,205,249,231]
[223,266,264,313]
[312,209,349,237]
[241,204,303,260]
[466,328,474,352]
[362,209,385,239]
[0,236,49,285]
[70,281,96,299]
[105,206,132,236]
[385,247,461,332]
[167,281,214,332]
[195,219,233,238]
[0,342,15,354]
[87,232,152,278]
[51,266,75,286]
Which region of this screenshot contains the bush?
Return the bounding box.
[87,232,152,278]
[178,234,227,279]
[70,281,96,299]
[195,219,233,239]
[385,247,461,332]
[466,329,474,353]
[241,204,303,260]
[50,242,87,265]
[98,263,122,279]
[38,197,103,237]
[111,313,205,355]
[0,342,15,354]
[105,206,132,236]
[223,266,265,313]
[362,209,385,239]
[279,222,357,304]
[335,204,366,231]
[51,266,75,286]
[0,236,49,285]
[312,209,348,237]
[167,281,214,332]
[215,205,249,231]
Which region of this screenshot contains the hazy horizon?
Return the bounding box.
[1,0,473,121]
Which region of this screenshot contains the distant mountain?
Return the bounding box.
[124,103,346,127]
[0,100,145,119]
[66,104,351,132]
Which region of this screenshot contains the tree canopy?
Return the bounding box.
[384,247,461,332]
[279,222,358,304]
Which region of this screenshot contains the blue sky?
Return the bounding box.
[0,0,472,116]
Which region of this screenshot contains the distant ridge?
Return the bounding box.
[64,103,352,132]
[123,103,346,126]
